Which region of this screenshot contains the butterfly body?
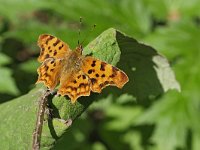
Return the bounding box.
[62,49,83,73]
[36,34,129,103]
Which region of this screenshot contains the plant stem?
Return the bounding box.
[32,89,51,150]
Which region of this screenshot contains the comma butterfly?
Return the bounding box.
[36,34,129,103]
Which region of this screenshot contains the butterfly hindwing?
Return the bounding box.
[82,56,129,93]
[36,58,63,90]
[37,34,71,62]
[58,70,91,103]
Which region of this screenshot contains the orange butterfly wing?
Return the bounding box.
[58,70,91,103]
[37,34,71,62]
[82,56,129,93]
[36,34,71,90]
[36,58,63,90]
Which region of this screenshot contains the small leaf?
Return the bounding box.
[0,67,19,95]
[0,53,11,66]
[19,59,39,73]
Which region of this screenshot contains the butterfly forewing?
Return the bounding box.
[37,34,71,62]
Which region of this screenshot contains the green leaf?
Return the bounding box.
[0,28,179,149]
[19,59,39,73]
[103,105,142,131]
[0,67,19,95]
[1,0,152,46]
[0,53,11,66]
[0,86,41,149]
[0,0,47,24]
[137,22,200,150]
[123,131,143,150]
[143,0,200,20]
[135,91,190,150]
[117,28,180,100]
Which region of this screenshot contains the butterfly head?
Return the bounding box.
[75,44,83,54]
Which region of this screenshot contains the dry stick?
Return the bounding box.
[32,90,51,150]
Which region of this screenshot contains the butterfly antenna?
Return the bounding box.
[80,24,96,46]
[78,16,82,46]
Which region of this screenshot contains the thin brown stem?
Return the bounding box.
[32,90,51,150]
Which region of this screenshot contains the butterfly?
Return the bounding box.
[36,34,129,103]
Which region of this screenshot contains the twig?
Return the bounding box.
[32,89,51,150]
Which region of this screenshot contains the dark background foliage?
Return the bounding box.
[0,0,199,149]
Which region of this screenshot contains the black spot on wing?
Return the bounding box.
[45,66,49,71]
[53,62,56,67]
[53,39,60,46]
[91,60,96,67]
[59,44,64,50]
[109,74,115,78]
[101,74,105,78]
[77,75,81,79]
[53,51,57,56]
[100,62,106,71]
[45,54,50,59]
[50,60,55,64]
[82,75,86,79]
[44,73,49,77]
[90,78,97,84]
[79,83,88,88]
[46,36,54,45]
[88,69,94,74]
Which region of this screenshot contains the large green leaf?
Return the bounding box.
[0,28,179,149]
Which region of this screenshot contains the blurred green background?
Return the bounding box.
[0,0,200,150]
